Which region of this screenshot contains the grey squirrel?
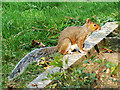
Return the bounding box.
[8,18,101,80]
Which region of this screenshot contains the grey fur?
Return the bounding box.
[8,47,57,80]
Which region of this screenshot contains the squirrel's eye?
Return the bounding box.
[93,24,96,27]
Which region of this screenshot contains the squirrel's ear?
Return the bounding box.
[86,18,91,24]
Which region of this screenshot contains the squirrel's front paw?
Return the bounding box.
[68,50,76,55]
[83,48,89,51]
[79,49,87,54]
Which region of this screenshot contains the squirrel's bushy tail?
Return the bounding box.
[8,46,57,80]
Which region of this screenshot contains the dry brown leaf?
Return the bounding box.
[39,42,46,47]
[93,15,96,18]
[44,66,51,69]
[31,83,38,88]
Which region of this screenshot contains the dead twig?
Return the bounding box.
[14,30,31,38]
[14,28,50,38]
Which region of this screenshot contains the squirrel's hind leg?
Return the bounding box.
[58,38,71,55]
[68,44,78,54]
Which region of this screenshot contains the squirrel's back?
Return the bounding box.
[58,26,85,45]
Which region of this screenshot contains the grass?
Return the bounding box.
[2,2,118,88]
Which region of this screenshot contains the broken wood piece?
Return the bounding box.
[97,53,119,65]
[100,37,120,52]
[28,66,60,88]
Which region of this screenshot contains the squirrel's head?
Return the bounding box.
[86,18,101,32]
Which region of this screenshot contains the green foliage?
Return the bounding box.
[50,55,63,68]
[47,56,98,88]
[47,56,118,88]
[105,61,111,68]
[2,2,118,88]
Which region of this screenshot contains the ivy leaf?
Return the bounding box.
[90,55,96,60]
[95,60,100,64]
[101,59,104,63]
[105,64,111,68]
[110,63,116,67]
[65,57,69,65]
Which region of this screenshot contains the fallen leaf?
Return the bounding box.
[31,83,38,88]
[32,40,38,46]
[78,6,82,8]
[32,27,36,29]
[39,42,46,47]
[44,66,51,69]
[93,15,96,18]
[106,68,110,74]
